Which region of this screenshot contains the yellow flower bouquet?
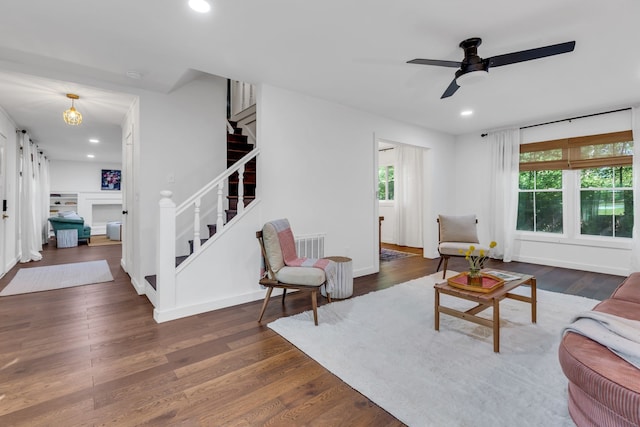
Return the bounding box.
[459,241,497,285]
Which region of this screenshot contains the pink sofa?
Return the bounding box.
[558,273,640,426]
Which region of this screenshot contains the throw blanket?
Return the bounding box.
[563,311,640,369]
[270,219,337,294]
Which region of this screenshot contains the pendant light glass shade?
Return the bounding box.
[63,94,82,126]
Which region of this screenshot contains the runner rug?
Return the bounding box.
[268,271,599,426]
[0,260,114,296]
[379,248,417,261]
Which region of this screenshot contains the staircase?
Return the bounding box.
[145,120,257,290]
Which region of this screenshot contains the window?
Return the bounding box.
[580,166,633,237]
[517,170,563,233]
[517,130,633,239]
[378,165,394,201]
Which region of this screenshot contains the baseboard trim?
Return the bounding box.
[130,275,146,295]
[511,255,628,277]
[153,289,266,323]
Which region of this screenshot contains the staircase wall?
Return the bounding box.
[155,202,262,322]
[137,74,228,282]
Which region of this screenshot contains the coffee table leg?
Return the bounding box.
[493,298,500,353]
[434,288,440,331]
[531,277,537,324]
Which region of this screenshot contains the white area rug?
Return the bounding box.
[269,271,599,427]
[0,260,114,296]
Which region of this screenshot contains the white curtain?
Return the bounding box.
[489,128,520,262]
[394,144,424,247]
[631,107,640,272]
[19,132,43,262]
[38,151,51,244]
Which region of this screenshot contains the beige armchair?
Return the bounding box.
[437,214,490,278]
[256,220,332,326]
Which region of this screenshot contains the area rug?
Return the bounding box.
[0,260,114,296]
[380,248,417,261]
[88,235,121,247]
[268,271,599,426]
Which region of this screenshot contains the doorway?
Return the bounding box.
[377,139,426,253]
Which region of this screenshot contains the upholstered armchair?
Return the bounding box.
[256,219,333,325]
[49,214,91,243]
[436,214,489,278]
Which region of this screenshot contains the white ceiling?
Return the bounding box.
[0,0,639,162]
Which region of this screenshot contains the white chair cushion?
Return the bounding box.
[262,222,285,272]
[276,266,325,287]
[439,214,479,243]
[439,242,490,256]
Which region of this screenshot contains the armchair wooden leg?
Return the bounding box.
[311,290,318,326]
[326,292,332,303]
[281,288,287,305]
[436,256,444,272]
[442,256,449,279]
[258,287,274,323]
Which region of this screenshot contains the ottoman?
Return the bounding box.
[106,221,122,241]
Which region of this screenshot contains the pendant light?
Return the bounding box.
[63,94,82,126]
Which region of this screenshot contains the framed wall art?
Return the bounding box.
[101,169,121,191]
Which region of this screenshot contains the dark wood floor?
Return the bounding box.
[0,241,624,426]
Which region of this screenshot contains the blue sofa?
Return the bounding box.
[49,215,91,243]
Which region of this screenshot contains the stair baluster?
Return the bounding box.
[192,198,201,253]
[237,164,245,214]
[216,182,225,231]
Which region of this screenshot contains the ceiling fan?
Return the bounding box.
[407,38,576,99]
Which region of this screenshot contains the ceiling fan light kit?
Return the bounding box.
[63,93,82,126]
[407,37,576,98]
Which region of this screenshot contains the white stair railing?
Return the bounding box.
[155,147,259,317]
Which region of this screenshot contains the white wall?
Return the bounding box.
[259,85,456,276]
[50,160,121,192]
[454,109,634,276]
[137,74,228,284]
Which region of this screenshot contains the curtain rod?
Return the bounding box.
[481,107,631,137]
[520,107,631,130]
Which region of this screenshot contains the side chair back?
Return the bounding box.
[436,214,489,278]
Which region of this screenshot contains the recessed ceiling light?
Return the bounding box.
[89,138,100,143]
[460,110,474,117]
[87,154,95,158]
[126,70,142,80]
[188,0,211,13]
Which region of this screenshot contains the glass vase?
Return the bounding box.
[467,268,483,286]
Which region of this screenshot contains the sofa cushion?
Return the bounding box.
[559,331,640,426]
[611,272,640,305]
[593,298,640,321]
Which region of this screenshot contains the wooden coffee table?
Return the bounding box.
[434,270,536,353]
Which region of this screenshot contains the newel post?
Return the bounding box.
[155,190,176,321]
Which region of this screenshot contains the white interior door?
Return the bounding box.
[122,128,134,272]
[0,132,7,277]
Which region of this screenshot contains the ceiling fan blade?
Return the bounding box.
[407,58,462,68]
[440,79,460,99]
[488,41,575,68]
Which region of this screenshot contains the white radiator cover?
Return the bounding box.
[295,234,325,258]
